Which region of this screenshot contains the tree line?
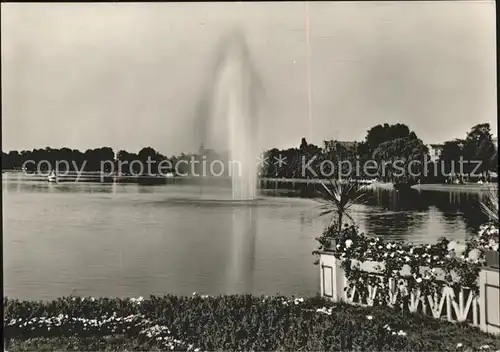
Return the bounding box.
[261,122,496,182]
[263,123,429,181]
[2,123,497,182]
[438,123,497,180]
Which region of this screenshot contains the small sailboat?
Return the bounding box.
[47,170,57,183]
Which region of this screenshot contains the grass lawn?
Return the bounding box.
[4,294,500,351]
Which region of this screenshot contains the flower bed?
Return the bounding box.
[4,295,500,351]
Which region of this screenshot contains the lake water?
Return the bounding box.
[2,174,489,300]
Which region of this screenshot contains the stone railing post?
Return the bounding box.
[479,259,500,335]
[319,247,347,302]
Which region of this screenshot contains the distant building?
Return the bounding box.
[335,141,359,149]
[323,140,359,152]
[427,144,444,162]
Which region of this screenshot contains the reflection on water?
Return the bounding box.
[227,207,257,293]
[356,188,487,242]
[2,176,489,300]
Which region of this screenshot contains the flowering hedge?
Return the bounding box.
[313,222,499,303]
[4,295,500,351]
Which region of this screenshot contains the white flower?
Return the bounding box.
[416,277,422,283]
[447,241,457,252]
[468,249,481,261]
[366,315,373,320]
[397,330,407,336]
[404,256,410,262]
[457,343,463,348]
[345,239,353,248]
[488,239,498,249]
[316,307,333,315]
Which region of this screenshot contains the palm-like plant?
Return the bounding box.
[480,184,499,226]
[316,177,367,233]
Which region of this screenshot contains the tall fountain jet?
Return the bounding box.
[204,31,261,201]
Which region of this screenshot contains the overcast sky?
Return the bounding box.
[1,1,497,155]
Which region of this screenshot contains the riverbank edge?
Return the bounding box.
[412,183,497,192]
[4,295,500,351]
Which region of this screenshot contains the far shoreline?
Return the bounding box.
[3,171,497,193]
[412,183,496,192]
